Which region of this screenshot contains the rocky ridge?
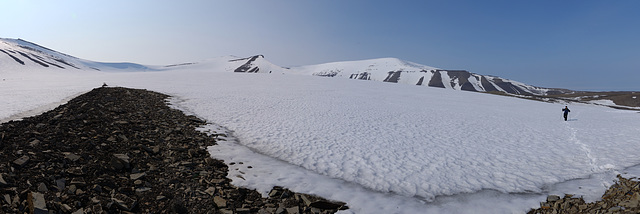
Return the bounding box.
[0,87,347,213]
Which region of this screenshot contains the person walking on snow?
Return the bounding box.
[562,106,571,121]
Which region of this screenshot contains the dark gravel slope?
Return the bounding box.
[0,87,346,214]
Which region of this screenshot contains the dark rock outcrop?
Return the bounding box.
[383,71,402,83]
[529,175,640,214]
[0,49,25,65]
[428,70,446,88]
[446,70,477,92]
[234,55,264,73]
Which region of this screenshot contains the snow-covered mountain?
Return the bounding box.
[0,38,289,74]
[286,58,572,96]
[0,38,153,72]
[1,38,571,96]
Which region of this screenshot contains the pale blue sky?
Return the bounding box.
[1,0,638,91]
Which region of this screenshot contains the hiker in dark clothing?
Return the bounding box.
[562,106,571,121]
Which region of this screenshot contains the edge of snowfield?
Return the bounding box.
[3,69,640,214]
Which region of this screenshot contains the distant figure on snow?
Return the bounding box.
[102,82,108,87]
[562,106,571,121]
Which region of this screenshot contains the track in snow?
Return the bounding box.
[564,112,598,171]
[564,112,611,189]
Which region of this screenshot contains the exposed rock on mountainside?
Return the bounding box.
[368,69,568,95]
[0,87,347,213]
[0,39,79,69]
[233,55,264,73]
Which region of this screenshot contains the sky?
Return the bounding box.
[1,0,639,91]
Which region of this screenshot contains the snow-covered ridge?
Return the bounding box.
[285,58,564,96]
[0,38,156,72]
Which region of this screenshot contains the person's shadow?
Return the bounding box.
[567,119,578,121]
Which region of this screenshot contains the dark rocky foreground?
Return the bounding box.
[529,175,640,214]
[0,87,347,214]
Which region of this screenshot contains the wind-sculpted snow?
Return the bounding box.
[3,69,640,213]
[146,72,640,202]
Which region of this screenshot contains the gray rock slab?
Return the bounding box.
[547,195,561,202]
[205,187,216,196]
[72,208,84,214]
[55,178,66,191]
[213,196,227,208]
[37,182,48,193]
[13,155,29,167]
[3,194,10,204]
[28,192,48,214]
[111,154,130,169]
[0,173,8,186]
[130,172,146,180]
[286,206,300,214]
[64,153,81,161]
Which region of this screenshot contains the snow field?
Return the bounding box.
[114,71,640,192]
[151,72,590,197]
[0,71,106,122]
[3,68,640,213]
